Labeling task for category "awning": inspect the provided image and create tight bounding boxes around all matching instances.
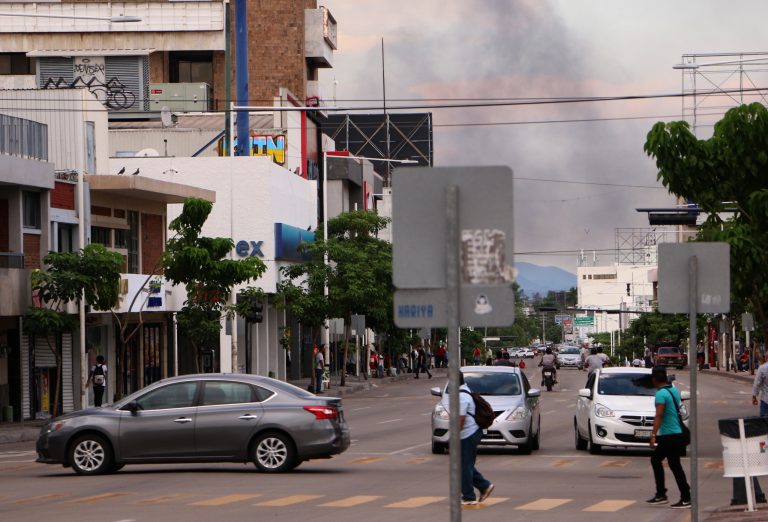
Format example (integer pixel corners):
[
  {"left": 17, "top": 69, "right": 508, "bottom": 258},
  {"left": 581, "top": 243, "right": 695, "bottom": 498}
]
[
  {"left": 27, "top": 49, "right": 155, "bottom": 58},
  {"left": 86, "top": 175, "right": 215, "bottom": 204}
]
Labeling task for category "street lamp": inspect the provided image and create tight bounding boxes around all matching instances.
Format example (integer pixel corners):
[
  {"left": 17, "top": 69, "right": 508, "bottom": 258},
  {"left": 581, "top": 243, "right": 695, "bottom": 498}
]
[
  {"left": 0, "top": 13, "right": 142, "bottom": 23},
  {"left": 320, "top": 152, "right": 417, "bottom": 349}
]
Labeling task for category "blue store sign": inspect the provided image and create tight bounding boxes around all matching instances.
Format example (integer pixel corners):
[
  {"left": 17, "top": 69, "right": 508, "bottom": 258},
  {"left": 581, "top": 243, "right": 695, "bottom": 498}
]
[{"left": 275, "top": 223, "right": 314, "bottom": 262}]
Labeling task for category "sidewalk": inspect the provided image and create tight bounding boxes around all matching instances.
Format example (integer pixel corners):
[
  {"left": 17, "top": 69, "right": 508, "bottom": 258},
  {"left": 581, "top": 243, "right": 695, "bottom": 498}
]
[
  {"left": 290, "top": 367, "right": 437, "bottom": 396},
  {"left": 694, "top": 367, "right": 755, "bottom": 384},
  {"left": 706, "top": 504, "right": 768, "bottom": 521},
  {"left": 0, "top": 420, "right": 45, "bottom": 445}
]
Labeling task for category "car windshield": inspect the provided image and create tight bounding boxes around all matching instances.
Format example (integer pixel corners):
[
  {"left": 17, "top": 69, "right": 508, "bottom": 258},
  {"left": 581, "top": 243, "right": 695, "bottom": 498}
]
[
  {"left": 461, "top": 372, "right": 522, "bottom": 396},
  {"left": 657, "top": 347, "right": 680, "bottom": 355},
  {"left": 597, "top": 373, "right": 656, "bottom": 396},
  {"left": 560, "top": 347, "right": 579, "bottom": 354}
]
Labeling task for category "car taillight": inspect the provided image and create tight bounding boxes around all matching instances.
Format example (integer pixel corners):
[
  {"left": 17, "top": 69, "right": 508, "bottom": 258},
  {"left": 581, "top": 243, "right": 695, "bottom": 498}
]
[{"left": 304, "top": 406, "right": 339, "bottom": 420}]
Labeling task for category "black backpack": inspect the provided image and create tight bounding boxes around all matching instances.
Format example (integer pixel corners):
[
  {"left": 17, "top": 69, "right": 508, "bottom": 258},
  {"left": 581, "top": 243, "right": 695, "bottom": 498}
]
[
  {"left": 92, "top": 364, "right": 106, "bottom": 386},
  {"left": 460, "top": 389, "right": 495, "bottom": 429}
]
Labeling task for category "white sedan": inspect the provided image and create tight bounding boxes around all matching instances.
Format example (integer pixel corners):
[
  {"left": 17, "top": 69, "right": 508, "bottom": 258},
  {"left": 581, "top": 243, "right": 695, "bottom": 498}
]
[{"left": 574, "top": 367, "right": 689, "bottom": 453}]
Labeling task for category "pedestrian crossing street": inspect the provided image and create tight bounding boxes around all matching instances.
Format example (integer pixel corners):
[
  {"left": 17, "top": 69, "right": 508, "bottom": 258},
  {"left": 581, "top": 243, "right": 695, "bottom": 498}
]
[{"left": 0, "top": 491, "right": 647, "bottom": 512}]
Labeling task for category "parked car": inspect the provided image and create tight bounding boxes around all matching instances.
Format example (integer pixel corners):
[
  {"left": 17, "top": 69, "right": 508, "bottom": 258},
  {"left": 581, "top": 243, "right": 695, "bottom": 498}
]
[
  {"left": 522, "top": 348, "right": 536, "bottom": 358},
  {"left": 557, "top": 346, "right": 583, "bottom": 369},
  {"left": 653, "top": 345, "right": 688, "bottom": 369},
  {"left": 36, "top": 374, "right": 350, "bottom": 475},
  {"left": 430, "top": 366, "right": 541, "bottom": 454},
  {"left": 574, "top": 367, "right": 689, "bottom": 454}
]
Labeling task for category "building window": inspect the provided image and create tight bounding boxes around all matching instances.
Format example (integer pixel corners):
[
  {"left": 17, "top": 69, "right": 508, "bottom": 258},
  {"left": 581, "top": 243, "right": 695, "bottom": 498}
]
[
  {"left": 0, "top": 53, "right": 34, "bottom": 75},
  {"left": 92, "top": 226, "right": 111, "bottom": 246},
  {"left": 85, "top": 121, "right": 96, "bottom": 174},
  {"left": 169, "top": 51, "right": 213, "bottom": 85},
  {"left": 57, "top": 223, "right": 75, "bottom": 253},
  {"left": 127, "top": 210, "right": 139, "bottom": 273},
  {"left": 23, "top": 191, "right": 41, "bottom": 229},
  {"left": 114, "top": 229, "right": 127, "bottom": 249}
]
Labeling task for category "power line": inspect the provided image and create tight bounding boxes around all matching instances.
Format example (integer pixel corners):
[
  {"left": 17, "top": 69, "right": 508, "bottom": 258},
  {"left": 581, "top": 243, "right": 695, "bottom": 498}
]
[{"left": 514, "top": 177, "right": 664, "bottom": 189}]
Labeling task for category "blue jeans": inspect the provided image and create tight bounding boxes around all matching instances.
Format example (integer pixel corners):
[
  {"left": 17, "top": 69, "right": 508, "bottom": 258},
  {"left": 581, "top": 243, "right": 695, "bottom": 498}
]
[
  {"left": 461, "top": 429, "right": 491, "bottom": 501},
  {"left": 760, "top": 400, "right": 768, "bottom": 417},
  {"left": 315, "top": 368, "right": 324, "bottom": 393}
]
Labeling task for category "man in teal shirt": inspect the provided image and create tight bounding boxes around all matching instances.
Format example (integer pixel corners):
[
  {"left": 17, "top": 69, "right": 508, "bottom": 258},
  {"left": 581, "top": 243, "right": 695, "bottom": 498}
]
[{"left": 646, "top": 367, "right": 691, "bottom": 509}]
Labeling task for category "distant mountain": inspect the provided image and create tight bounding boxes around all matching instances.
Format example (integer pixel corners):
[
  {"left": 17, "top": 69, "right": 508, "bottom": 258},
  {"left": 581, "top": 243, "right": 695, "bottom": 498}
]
[{"left": 515, "top": 262, "right": 576, "bottom": 296}]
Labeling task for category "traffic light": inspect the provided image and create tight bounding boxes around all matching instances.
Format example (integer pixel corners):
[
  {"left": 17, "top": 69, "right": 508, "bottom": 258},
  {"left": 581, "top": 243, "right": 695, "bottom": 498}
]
[{"left": 626, "top": 283, "right": 631, "bottom": 296}]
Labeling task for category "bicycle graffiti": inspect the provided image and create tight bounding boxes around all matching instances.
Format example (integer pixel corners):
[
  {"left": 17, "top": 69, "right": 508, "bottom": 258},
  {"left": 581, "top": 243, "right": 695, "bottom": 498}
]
[{"left": 42, "top": 76, "right": 137, "bottom": 110}]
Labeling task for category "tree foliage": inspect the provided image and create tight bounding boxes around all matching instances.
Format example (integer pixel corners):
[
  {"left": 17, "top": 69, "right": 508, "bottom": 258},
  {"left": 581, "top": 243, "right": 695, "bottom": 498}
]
[
  {"left": 645, "top": 102, "right": 768, "bottom": 340},
  {"left": 162, "top": 198, "right": 266, "bottom": 372}
]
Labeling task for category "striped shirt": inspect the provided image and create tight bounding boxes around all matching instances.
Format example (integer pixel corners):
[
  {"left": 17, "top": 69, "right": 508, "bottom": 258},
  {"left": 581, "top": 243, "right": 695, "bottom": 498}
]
[{"left": 752, "top": 363, "right": 768, "bottom": 404}]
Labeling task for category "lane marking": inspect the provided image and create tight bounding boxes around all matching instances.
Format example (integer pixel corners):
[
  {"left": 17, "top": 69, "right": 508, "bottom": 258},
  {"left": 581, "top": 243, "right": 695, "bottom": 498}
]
[
  {"left": 542, "top": 410, "right": 557, "bottom": 415},
  {"left": 351, "top": 406, "right": 372, "bottom": 411},
  {"left": 600, "top": 460, "right": 629, "bottom": 468},
  {"left": 12, "top": 493, "right": 67, "bottom": 505},
  {"left": 516, "top": 498, "right": 572, "bottom": 511},
  {"left": 138, "top": 493, "right": 192, "bottom": 505},
  {"left": 463, "top": 497, "right": 509, "bottom": 509},
  {"left": 191, "top": 494, "right": 262, "bottom": 506},
  {"left": 552, "top": 459, "right": 575, "bottom": 468},
  {"left": 405, "top": 457, "right": 433, "bottom": 465},
  {"left": 255, "top": 495, "right": 324, "bottom": 507},
  {"left": 385, "top": 496, "right": 445, "bottom": 508},
  {"left": 65, "top": 492, "right": 128, "bottom": 504},
  {"left": 319, "top": 495, "right": 382, "bottom": 507},
  {"left": 349, "top": 456, "right": 385, "bottom": 465},
  {"left": 583, "top": 500, "right": 636, "bottom": 512},
  {"left": 376, "top": 418, "right": 403, "bottom": 424},
  {"left": 0, "top": 464, "right": 37, "bottom": 471},
  {"left": 389, "top": 442, "right": 430, "bottom": 455}
]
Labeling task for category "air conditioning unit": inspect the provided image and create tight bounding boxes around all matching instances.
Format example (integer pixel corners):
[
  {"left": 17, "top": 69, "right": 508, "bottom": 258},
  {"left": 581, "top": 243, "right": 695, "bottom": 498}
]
[{"left": 149, "top": 82, "right": 212, "bottom": 112}]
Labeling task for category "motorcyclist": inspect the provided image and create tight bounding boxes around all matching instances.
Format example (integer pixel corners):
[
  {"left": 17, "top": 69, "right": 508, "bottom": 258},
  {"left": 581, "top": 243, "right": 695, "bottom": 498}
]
[{"left": 539, "top": 347, "right": 558, "bottom": 384}]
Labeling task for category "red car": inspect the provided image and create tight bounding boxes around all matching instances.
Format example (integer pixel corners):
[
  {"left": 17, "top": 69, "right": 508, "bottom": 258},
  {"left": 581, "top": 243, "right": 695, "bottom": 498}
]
[{"left": 653, "top": 345, "right": 688, "bottom": 369}]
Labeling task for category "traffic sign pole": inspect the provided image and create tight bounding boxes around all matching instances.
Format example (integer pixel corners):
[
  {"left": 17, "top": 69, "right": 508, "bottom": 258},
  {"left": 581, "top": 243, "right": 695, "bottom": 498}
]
[
  {"left": 446, "top": 185, "right": 462, "bottom": 522},
  {"left": 689, "top": 255, "right": 699, "bottom": 522}
]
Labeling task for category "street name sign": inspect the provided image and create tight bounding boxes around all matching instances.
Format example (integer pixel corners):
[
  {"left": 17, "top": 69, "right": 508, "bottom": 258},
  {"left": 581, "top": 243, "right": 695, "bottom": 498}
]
[{"left": 573, "top": 316, "right": 594, "bottom": 326}]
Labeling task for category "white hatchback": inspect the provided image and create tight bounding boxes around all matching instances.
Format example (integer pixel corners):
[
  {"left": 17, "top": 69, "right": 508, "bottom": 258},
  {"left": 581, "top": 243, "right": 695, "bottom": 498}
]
[{"left": 574, "top": 367, "right": 689, "bottom": 453}]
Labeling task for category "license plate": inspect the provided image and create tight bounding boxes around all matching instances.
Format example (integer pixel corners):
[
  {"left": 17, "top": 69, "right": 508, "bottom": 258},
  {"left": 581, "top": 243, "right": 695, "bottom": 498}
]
[{"left": 634, "top": 429, "right": 652, "bottom": 440}]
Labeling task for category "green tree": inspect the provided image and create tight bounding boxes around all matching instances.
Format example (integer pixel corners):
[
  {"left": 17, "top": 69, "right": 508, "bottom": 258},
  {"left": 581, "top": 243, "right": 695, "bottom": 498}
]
[
  {"left": 279, "top": 210, "right": 393, "bottom": 386},
  {"left": 645, "top": 102, "right": 768, "bottom": 340},
  {"left": 24, "top": 244, "right": 123, "bottom": 416},
  {"left": 162, "top": 198, "right": 266, "bottom": 373}
]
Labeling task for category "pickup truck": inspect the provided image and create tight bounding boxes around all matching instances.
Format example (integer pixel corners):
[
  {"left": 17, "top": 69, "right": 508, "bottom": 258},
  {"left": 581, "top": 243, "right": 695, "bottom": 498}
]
[{"left": 653, "top": 345, "right": 688, "bottom": 369}]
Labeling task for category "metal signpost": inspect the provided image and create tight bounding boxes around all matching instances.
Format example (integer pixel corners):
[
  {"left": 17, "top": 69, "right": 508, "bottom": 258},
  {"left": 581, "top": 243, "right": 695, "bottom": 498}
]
[
  {"left": 742, "top": 312, "right": 755, "bottom": 375},
  {"left": 658, "top": 242, "right": 730, "bottom": 522},
  {"left": 393, "top": 166, "right": 514, "bottom": 521}
]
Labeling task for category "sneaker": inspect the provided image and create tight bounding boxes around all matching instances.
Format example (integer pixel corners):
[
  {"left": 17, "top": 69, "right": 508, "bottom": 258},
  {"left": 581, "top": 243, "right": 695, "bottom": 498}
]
[
  {"left": 646, "top": 495, "right": 668, "bottom": 505},
  {"left": 479, "top": 484, "right": 495, "bottom": 503},
  {"left": 461, "top": 499, "right": 478, "bottom": 506},
  {"left": 670, "top": 500, "right": 691, "bottom": 509}
]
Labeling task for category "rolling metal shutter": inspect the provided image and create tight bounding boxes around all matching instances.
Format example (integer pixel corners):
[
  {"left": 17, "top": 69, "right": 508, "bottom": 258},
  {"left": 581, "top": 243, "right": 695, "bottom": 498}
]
[
  {"left": 21, "top": 334, "right": 30, "bottom": 420},
  {"left": 105, "top": 56, "right": 148, "bottom": 111},
  {"left": 62, "top": 333, "right": 74, "bottom": 413},
  {"left": 37, "top": 57, "right": 74, "bottom": 87}
]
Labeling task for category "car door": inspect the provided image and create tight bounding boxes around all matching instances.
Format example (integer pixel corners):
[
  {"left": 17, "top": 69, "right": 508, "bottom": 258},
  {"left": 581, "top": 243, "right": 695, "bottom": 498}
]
[
  {"left": 194, "top": 381, "right": 268, "bottom": 458},
  {"left": 118, "top": 381, "right": 199, "bottom": 460},
  {"left": 576, "top": 372, "right": 597, "bottom": 436}
]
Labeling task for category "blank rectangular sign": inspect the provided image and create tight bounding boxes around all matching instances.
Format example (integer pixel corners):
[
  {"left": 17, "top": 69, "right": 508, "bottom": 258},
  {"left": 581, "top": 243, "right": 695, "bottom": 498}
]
[{"left": 657, "top": 243, "right": 730, "bottom": 314}]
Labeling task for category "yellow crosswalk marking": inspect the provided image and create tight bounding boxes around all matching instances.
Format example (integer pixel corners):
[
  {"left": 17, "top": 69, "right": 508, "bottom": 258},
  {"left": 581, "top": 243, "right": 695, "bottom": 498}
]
[
  {"left": 255, "top": 495, "right": 324, "bottom": 507},
  {"left": 12, "top": 493, "right": 66, "bottom": 505},
  {"left": 705, "top": 461, "right": 724, "bottom": 470},
  {"left": 320, "top": 495, "right": 382, "bottom": 507},
  {"left": 405, "top": 457, "right": 433, "bottom": 465},
  {"left": 65, "top": 492, "right": 128, "bottom": 504},
  {"left": 349, "top": 456, "right": 385, "bottom": 465},
  {"left": 138, "top": 493, "right": 192, "bottom": 505},
  {"left": 552, "top": 459, "right": 575, "bottom": 468},
  {"left": 0, "top": 464, "right": 36, "bottom": 472},
  {"left": 516, "top": 498, "right": 572, "bottom": 511},
  {"left": 600, "top": 460, "right": 629, "bottom": 468},
  {"left": 385, "top": 496, "right": 445, "bottom": 508},
  {"left": 191, "top": 494, "right": 262, "bottom": 506},
  {"left": 583, "top": 500, "right": 635, "bottom": 512},
  {"left": 463, "top": 497, "right": 509, "bottom": 509}
]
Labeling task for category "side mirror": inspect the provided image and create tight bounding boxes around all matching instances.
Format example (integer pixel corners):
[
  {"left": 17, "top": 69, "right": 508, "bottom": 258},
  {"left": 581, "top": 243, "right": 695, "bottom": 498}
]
[
  {"left": 430, "top": 387, "right": 442, "bottom": 397},
  {"left": 527, "top": 388, "right": 541, "bottom": 398},
  {"left": 578, "top": 388, "right": 592, "bottom": 399},
  {"left": 680, "top": 390, "right": 691, "bottom": 401},
  {"left": 125, "top": 400, "right": 141, "bottom": 415}
]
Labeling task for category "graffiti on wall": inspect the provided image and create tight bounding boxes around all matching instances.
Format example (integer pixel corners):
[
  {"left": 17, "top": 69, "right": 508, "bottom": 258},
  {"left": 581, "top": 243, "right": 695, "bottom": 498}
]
[
  {"left": 218, "top": 134, "right": 287, "bottom": 165},
  {"left": 42, "top": 76, "right": 136, "bottom": 110}
]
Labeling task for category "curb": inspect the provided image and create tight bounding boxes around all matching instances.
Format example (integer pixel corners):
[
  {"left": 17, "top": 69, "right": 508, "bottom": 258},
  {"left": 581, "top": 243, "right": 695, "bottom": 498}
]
[
  {"left": 700, "top": 369, "right": 754, "bottom": 384},
  {"left": 0, "top": 428, "right": 40, "bottom": 445},
  {"left": 706, "top": 505, "right": 768, "bottom": 521},
  {"left": 324, "top": 372, "right": 417, "bottom": 397}
]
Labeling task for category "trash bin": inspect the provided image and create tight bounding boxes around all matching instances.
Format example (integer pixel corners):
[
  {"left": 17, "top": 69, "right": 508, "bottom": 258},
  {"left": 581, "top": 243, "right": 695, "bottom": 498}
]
[{"left": 719, "top": 417, "right": 768, "bottom": 478}]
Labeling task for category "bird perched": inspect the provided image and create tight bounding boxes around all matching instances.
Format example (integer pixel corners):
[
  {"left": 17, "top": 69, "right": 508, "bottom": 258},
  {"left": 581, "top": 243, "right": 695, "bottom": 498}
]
[
  {"left": 131, "top": 168, "right": 140, "bottom": 176},
  {"left": 117, "top": 167, "right": 125, "bottom": 175}
]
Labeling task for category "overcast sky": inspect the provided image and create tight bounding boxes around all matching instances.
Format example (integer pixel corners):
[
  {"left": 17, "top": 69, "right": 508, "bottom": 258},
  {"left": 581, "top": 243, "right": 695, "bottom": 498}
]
[{"left": 319, "top": 0, "right": 768, "bottom": 273}]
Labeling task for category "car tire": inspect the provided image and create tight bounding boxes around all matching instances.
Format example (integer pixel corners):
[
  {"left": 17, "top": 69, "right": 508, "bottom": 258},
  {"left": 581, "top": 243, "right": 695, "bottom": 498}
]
[
  {"left": 253, "top": 431, "right": 296, "bottom": 473},
  {"left": 69, "top": 433, "right": 113, "bottom": 475},
  {"left": 431, "top": 441, "right": 447, "bottom": 454},
  {"left": 588, "top": 423, "right": 602, "bottom": 455},
  {"left": 519, "top": 423, "right": 534, "bottom": 455},
  {"left": 574, "top": 419, "right": 588, "bottom": 451},
  {"left": 110, "top": 463, "right": 125, "bottom": 473},
  {"left": 531, "top": 419, "right": 541, "bottom": 451}
]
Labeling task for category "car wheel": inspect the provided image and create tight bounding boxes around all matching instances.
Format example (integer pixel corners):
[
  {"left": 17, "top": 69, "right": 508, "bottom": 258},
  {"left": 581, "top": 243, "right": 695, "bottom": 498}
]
[
  {"left": 531, "top": 419, "right": 541, "bottom": 451},
  {"left": 110, "top": 463, "right": 125, "bottom": 473},
  {"left": 588, "top": 423, "right": 602, "bottom": 455},
  {"left": 431, "top": 441, "right": 447, "bottom": 454},
  {"left": 253, "top": 432, "right": 296, "bottom": 473},
  {"left": 69, "top": 434, "right": 113, "bottom": 475},
  {"left": 574, "top": 419, "right": 588, "bottom": 451},
  {"left": 519, "top": 423, "right": 533, "bottom": 455}
]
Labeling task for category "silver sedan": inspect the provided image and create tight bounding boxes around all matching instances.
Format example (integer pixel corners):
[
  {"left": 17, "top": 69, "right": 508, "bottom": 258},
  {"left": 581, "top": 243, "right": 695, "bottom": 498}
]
[
  {"left": 430, "top": 366, "right": 541, "bottom": 454},
  {"left": 36, "top": 374, "right": 350, "bottom": 475}
]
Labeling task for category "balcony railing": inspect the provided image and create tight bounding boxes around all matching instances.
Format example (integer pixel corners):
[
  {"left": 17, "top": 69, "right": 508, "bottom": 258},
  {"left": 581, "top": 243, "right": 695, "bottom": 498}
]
[
  {"left": 0, "top": 252, "right": 24, "bottom": 269},
  {"left": 0, "top": 114, "right": 48, "bottom": 161}
]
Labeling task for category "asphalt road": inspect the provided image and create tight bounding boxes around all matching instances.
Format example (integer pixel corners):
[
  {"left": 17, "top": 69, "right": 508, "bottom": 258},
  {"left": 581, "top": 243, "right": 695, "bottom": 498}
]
[{"left": 0, "top": 360, "right": 757, "bottom": 522}]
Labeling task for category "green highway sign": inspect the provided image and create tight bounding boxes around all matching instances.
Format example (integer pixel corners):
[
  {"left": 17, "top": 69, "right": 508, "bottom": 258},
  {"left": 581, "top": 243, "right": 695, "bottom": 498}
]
[{"left": 573, "top": 316, "right": 594, "bottom": 326}]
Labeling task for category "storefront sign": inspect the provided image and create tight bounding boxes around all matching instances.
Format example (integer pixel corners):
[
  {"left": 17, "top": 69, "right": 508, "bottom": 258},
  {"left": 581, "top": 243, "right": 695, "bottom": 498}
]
[
  {"left": 218, "top": 134, "right": 287, "bottom": 164},
  {"left": 235, "top": 240, "right": 265, "bottom": 258},
  {"left": 274, "top": 223, "right": 314, "bottom": 262}
]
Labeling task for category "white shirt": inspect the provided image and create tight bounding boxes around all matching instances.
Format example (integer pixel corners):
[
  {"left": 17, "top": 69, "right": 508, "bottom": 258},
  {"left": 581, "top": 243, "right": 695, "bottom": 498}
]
[{"left": 444, "top": 383, "right": 479, "bottom": 440}]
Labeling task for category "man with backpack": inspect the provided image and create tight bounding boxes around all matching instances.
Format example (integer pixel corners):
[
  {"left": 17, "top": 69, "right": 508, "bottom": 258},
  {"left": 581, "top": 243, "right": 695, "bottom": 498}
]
[
  {"left": 447, "top": 373, "right": 494, "bottom": 506},
  {"left": 88, "top": 354, "right": 108, "bottom": 407}
]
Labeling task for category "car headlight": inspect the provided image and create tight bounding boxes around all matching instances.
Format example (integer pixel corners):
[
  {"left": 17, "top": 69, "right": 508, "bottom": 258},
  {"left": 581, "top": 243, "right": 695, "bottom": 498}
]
[
  {"left": 433, "top": 404, "right": 450, "bottom": 420},
  {"left": 506, "top": 407, "right": 528, "bottom": 421},
  {"left": 45, "top": 420, "right": 68, "bottom": 433},
  {"left": 680, "top": 403, "right": 689, "bottom": 420},
  {"left": 594, "top": 404, "right": 615, "bottom": 418}
]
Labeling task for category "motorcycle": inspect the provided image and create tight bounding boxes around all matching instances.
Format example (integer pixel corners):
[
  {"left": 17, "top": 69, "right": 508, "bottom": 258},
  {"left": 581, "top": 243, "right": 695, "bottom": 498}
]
[{"left": 542, "top": 369, "right": 556, "bottom": 392}]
